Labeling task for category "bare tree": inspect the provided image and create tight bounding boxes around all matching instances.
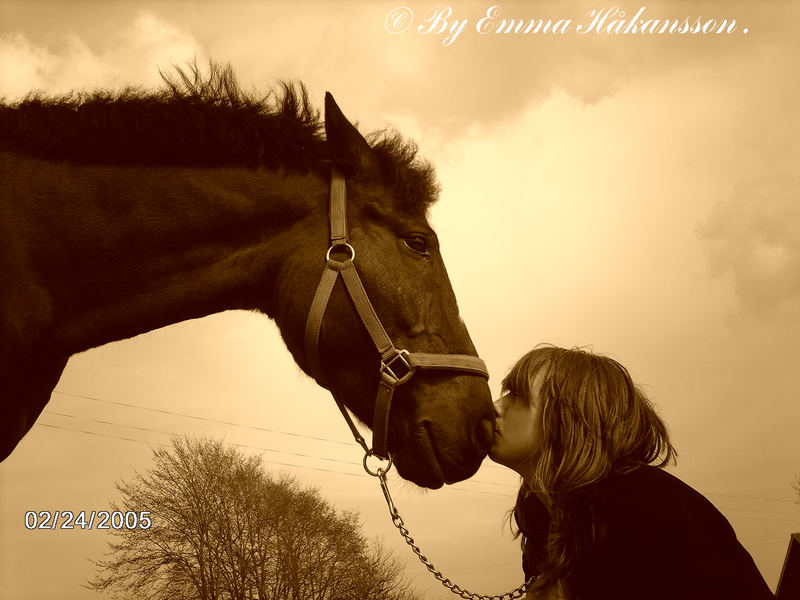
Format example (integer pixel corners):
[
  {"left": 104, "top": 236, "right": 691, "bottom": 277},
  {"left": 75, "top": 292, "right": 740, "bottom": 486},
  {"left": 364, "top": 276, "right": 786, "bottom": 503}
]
[{"left": 88, "top": 437, "right": 420, "bottom": 600}]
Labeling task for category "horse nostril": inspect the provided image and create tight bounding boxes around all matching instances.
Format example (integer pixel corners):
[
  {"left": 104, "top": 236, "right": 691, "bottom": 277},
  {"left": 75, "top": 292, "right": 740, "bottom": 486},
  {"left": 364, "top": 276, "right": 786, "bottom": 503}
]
[{"left": 476, "top": 417, "right": 495, "bottom": 451}]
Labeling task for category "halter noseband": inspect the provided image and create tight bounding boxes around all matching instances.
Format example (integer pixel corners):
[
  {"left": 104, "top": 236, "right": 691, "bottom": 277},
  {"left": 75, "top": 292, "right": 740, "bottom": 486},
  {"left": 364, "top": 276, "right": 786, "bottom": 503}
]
[{"left": 304, "top": 167, "right": 490, "bottom": 460}]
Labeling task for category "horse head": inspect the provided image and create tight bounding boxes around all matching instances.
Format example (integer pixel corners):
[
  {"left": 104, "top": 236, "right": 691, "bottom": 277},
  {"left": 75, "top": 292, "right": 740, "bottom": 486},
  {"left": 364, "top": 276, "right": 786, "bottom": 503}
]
[{"left": 273, "top": 94, "right": 495, "bottom": 489}]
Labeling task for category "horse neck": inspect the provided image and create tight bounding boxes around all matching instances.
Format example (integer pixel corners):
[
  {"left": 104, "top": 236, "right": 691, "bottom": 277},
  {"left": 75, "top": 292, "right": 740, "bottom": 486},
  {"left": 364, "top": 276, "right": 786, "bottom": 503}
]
[{"left": 6, "top": 154, "right": 327, "bottom": 356}]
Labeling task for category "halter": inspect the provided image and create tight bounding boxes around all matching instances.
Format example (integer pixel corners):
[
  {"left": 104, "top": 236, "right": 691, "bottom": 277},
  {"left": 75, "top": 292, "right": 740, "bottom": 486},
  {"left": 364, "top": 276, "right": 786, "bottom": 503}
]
[
  {"left": 304, "top": 167, "right": 490, "bottom": 460},
  {"left": 303, "top": 168, "right": 533, "bottom": 600}
]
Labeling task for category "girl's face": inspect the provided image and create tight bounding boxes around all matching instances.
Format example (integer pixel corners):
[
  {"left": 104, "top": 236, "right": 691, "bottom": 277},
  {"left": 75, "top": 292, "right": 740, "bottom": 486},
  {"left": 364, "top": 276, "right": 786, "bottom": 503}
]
[{"left": 489, "top": 372, "right": 545, "bottom": 479}]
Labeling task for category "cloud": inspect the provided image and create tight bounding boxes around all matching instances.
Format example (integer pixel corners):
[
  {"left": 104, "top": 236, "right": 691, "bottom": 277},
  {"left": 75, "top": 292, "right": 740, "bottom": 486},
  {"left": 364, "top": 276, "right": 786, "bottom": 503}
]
[
  {"left": 168, "top": 1, "right": 790, "bottom": 139},
  {"left": 2, "top": 1, "right": 793, "bottom": 138},
  {"left": 0, "top": 11, "right": 204, "bottom": 99},
  {"left": 0, "top": 32, "right": 59, "bottom": 97},
  {"left": 329, "top": 0, "right": 794, "bottom": 136},
  {"left": 698, "top": 174, "right": 800, "bottom": 317}
]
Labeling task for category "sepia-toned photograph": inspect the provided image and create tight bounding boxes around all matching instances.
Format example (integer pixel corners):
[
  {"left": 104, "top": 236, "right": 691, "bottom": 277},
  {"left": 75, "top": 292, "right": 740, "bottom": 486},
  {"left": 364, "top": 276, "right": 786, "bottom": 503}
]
[{"left": 1, "top": 1, "right": 798, "bottom": 599}]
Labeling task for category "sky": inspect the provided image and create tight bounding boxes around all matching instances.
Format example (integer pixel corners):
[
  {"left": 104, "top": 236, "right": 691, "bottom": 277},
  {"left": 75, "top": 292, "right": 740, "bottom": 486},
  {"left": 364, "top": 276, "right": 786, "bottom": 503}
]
[{"left": 1, "top": 1, "right": 799, "bottom": 598}]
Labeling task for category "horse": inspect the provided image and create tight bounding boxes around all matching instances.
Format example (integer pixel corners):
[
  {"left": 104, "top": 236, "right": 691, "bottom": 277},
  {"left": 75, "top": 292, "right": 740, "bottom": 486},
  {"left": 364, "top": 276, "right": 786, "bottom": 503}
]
[{"left": 0, "top": 63, "right": 494, "bottom": 489}]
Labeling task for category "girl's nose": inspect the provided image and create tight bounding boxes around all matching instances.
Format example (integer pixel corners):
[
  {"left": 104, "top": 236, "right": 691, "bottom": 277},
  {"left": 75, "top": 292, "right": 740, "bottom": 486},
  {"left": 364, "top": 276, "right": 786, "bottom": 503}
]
[{"left": 492, "top": 398, "right": 503, "bottom": 418}]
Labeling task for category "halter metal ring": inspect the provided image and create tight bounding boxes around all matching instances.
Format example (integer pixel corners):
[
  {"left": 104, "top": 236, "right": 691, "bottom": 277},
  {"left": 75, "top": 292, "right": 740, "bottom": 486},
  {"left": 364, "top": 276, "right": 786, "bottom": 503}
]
[
  {"left": 326, "top": 242, "right": 355, "bottom": 262},
  {"left": 363, "top": 450, "right": 393, "bottom": 477}
]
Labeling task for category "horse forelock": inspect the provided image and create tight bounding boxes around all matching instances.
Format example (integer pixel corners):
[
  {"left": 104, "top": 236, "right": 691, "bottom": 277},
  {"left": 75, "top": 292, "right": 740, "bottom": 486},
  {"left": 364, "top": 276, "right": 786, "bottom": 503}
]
[
  {"left": 0, "top": 61, "right": 438, "bottom": 213},
  {"left": 369, "top": 132, "right": 440, "bottom": 215}
]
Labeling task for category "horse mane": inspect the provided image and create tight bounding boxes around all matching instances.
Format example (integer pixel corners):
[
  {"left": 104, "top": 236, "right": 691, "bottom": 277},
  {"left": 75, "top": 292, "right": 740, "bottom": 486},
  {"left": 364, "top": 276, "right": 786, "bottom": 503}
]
[{"left": 0, "top": 61, "right": 438, "bottom": 210}]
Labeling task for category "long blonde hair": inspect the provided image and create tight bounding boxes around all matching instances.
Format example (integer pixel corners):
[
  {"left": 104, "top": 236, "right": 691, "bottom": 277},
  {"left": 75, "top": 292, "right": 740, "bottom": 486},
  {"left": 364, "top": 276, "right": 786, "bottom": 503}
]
[{"left": 503, "top": 345, "right": 677, "bottom": 595}]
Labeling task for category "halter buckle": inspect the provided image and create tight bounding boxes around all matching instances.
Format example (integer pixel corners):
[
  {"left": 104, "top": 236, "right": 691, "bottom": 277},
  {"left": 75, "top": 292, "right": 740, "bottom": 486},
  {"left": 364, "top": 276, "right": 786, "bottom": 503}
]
[{"left": 381, "top": 349, "right": 414, "bottom": 385}]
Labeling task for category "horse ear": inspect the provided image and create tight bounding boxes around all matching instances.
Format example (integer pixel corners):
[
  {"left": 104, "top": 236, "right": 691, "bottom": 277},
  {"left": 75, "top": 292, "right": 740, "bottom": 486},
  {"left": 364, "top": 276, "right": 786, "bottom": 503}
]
[{"left": 325, "top": 92, "right": 380, "bottom": 179}]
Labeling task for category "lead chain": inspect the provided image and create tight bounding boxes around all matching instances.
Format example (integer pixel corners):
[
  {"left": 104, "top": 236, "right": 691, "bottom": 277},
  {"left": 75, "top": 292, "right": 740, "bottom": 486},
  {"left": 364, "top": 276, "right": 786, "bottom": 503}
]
[{"left": 375, "top": 468, "right": 534, "bottom": 600}]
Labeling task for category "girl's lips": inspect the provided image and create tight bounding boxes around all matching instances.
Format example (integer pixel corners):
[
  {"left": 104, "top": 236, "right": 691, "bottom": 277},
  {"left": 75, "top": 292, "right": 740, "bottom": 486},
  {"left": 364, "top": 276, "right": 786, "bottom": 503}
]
[{"left": 490, "top": 430, "right": 501, "bottom": 447}]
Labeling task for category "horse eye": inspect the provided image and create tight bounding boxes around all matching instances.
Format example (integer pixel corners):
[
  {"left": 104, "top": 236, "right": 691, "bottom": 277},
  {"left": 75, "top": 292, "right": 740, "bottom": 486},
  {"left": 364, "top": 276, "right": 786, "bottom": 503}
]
[{"left": 403, "top": 236, "right": 429, "bottom": 256}]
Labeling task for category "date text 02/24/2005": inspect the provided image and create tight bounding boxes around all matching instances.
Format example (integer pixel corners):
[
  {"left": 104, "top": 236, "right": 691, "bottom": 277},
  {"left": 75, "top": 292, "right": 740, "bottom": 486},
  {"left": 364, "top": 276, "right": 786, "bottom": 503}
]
[{"left": 24, "top": 510, "right": 152, "bottom": 530}]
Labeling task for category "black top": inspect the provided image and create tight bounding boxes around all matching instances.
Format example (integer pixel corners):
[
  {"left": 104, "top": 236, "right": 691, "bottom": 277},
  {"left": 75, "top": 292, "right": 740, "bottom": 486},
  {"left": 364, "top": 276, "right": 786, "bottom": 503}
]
[{"left": 520, "top": 466, "right": 775, "bottom": 599}]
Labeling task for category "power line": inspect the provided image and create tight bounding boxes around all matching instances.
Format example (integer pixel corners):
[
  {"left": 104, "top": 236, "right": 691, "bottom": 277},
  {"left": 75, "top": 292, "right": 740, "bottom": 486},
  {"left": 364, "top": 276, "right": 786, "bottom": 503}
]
[
  {"left": 50, "top": 392, "right": 518, "bottom": 487},
  {"left": 41, "top": 413, "right": 518, "bottom": 496},
  {"left": 52, "top": 390, "right": 511, "bottom": 472},
  {"left": 726, "top": 515, "right": 800, "bottom": 524},
  {"left": 747, "top": 532, "right": 797, "bottom": 543},
  {"left": 40, "top": 420, "right": 517, "bottom": 496},
  {"left": 39, "top": 422, "right": 168, "bottom": 447},
  {"left": 49, "top": 411, "right": 177, "bottom": 438},
  {"left": 711, "top": 504, "right": 800, "bottom": 518},
  {"left": 44, "top": 412, "right": 800, "bottom": 519},
  {"left": 48, "top": 410, "right": 364, "bottom": 467},
  {"left": 35, "top": 420, "right": 800, "bottom": 514},
  {"left": 38, "top": 422, "right": 364, "bottom": 478},
  {"left": 749, "top": 536, "right": 794, "bottom": 548},
  {"left": 704, "top": 492, "right": 800, "bottom": 505},
  {"left": 53, "top": 390, "right": 354, "bottom": 447},
  {"left": 49, "top": 391, "right": 800, "bottom": 508}
]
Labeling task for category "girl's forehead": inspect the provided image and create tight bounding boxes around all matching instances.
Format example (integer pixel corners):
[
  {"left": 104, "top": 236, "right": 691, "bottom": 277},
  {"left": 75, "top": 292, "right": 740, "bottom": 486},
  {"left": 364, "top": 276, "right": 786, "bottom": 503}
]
[
  {"left": 502, "top": 368, "right": 549, "bottom": 405},
  {"left": 528, "top": 370, "right": 548, "bottom": 402}
]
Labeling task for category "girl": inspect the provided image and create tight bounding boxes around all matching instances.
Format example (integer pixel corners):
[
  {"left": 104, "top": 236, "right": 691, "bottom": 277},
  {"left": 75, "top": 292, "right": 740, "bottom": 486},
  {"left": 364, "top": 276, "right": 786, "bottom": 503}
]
[{"left": 490, "top": 345, "right": 774, "bottom": 599}]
